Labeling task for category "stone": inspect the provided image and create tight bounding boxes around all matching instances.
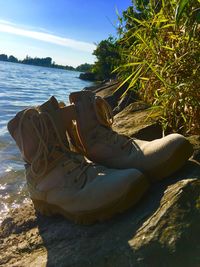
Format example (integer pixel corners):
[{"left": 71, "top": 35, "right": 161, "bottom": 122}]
[
  {"left": 1, "top": 83, "right": 200, "bottom": 266},
  {"left": 0, "top": 159, "right": 199, "bottom": 267},
  {"left": 79, "top": 72, "right": 97, "bottom": 81},
  {"left": 85, "top": 80, "right": 132, "bottom": 112},
  {"left": 113, "top": 102, "right": 163, "bottom": 140}
]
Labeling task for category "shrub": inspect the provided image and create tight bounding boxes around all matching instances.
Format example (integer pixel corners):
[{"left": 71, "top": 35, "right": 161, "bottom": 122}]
[{"left": 115, "top": 0, "right": 200, "bottom": 135}]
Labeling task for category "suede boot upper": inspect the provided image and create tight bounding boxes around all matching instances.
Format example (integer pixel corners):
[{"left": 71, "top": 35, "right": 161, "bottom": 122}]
[
  {"left": 7, "top": 96, "right": 149, "bottom": 223},
  {"left": 69, "top": 90, "right": 193, "bottom": 181}
]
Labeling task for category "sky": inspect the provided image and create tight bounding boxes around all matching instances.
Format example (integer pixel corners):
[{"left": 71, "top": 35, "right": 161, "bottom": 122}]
[{"left": 0, "top": 0, "right": 132, "bottom": 67}]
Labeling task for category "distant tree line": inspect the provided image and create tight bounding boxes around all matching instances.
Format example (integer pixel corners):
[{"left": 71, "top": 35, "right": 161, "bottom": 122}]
[{"left": 0, "top": 53, "right": 93, "bottom": 72}]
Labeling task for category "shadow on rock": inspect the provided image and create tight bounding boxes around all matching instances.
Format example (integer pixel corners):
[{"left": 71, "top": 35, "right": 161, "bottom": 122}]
[
  {"left": 35, "top": 159, "right": 200, "bottom": 267},
  {"left": 0, "top": 159, "right": 199, "bottom": 267},
  {"left": 1, "top": 80, "right": 200, "bottom": 266},
  {"left": 35, "top": 184, "right": 165, "bottom": 267}
]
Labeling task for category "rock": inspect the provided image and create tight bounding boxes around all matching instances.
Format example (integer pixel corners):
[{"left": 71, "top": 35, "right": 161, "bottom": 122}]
[
  {"left": 0, "top": 159, "right": 199, "bottom": 267},
  {"left": 85, "top": 80, "right": 133, "bottom": 112},
  {"left": 79, "top": 72, "right": 97, "bottom": 81},
  {"left": 1, "top": 91, "right": 200, "bottom": 266},
  {"left": 84, "top": 81, "right": 107, "bottom": 92},
  {"left": 113, "top": 90, "right": 138, "bottom": 115},
  {"left": 130, "top": 175, "right": 200, "bottom": 267},
  {"left": 113, "top": 102, "right": 163, "bottom": 140},
  {"left": 188, "top": 135, "right": 200, "bottom": 161}
]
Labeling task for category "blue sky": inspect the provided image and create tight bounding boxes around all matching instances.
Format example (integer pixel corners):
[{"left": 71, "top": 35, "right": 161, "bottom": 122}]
[{"left": 0, "top": 0, "right": 132, "bottom": 67}]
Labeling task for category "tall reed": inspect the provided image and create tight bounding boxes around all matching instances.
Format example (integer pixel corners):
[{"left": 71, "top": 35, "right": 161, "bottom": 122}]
[{"left": 115, "top": 0, "right": 200, "bottom": 134}]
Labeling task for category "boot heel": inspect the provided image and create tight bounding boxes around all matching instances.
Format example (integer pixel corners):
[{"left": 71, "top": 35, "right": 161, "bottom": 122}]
[{"left": 32, "top": 199, "right": 56, "bottom": 216}]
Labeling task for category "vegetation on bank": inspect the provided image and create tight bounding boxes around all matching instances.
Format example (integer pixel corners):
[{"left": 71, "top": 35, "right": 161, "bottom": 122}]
[
  {"left": 0, "top": 54, "right": 93, "bottom": 72},
  {"left": 1, "top": 0, "right": 199, "bottom": 135},
  {"left": 91, "top": 0, "right": 200, "bottom": 135}
]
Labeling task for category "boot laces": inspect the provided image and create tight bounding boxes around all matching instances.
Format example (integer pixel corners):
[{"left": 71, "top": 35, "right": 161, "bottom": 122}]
[
  {"left": 19, "top": 108, "right": 90, "bottom": 183},
  {"left": 93, "top": 97, "right": 138, "bottom": 153},
  {"left": 62, "top": 157, "right": 90, "bottom": 187},
  {"left": 94, "top": 96, "right": 113, "bottom": 127}
]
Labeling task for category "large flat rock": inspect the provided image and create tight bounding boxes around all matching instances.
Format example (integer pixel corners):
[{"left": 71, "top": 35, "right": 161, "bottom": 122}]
[
  {"left": 1, "top": 90, "right": 200, "bottom": 266},
  {"left": 0, "top": 160, "right": 199, "bottom": 267},
  {"left": 113, "top": 102, "right": 163, "bottom": 140}
]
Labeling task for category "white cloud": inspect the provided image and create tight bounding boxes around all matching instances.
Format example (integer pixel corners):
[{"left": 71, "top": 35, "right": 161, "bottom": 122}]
[{"left": 0, "top": 20, "right": 96, "bottom": 53}]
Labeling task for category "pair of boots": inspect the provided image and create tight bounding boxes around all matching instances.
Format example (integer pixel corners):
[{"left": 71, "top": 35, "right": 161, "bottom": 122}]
[{"left": 7, "top": 90, "right": 193, "bottom": 224}]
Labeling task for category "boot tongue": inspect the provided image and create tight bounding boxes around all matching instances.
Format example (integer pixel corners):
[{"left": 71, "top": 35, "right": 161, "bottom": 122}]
[
  {"left": 7, "top": 109, "right": 26, "bottom": 139},
  {"left": 39, "top": 96, "right": 59, "bottom": 113},
  {"left": 39, "top": 96, "right": 75, "bottom": 151},
  {"left": 8, "top": 108, "right": 42, "bottom": 164},
  {"left": 69, "top": 90, "right": 95, "bottom": 104}
]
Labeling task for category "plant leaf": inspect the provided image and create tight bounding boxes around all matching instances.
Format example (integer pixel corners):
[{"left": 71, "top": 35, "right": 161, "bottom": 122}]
[
  {"left": 139, "top": 77, "right": 149, "bottom": 81},
  {"left": 161, "top": 45, "right": 175, "bottom": 51},
  {"left": 175, "top": 0, "right": 189, "bottom": 24},
  {"left": 146, "top": 62, "right": 167, "bottom": 86},
  {"left": 161, "top": 23, "right": 175, "bottom": 29},
  {"left": 121, "top": 66, "right": 144, "bottom": 98},
  {"left": 113, "top": 72, "right": 136, "bottom": 93}
]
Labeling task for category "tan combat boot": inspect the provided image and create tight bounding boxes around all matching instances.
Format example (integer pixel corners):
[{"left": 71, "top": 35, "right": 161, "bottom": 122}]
[
  {"left": 7, "top": 97, "right": 149, "bottom": 224},
  {"left": 68, "top": 90, "right": 193, "bottom": 182}
]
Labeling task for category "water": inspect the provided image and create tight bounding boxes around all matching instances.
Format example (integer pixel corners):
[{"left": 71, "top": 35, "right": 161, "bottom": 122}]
[{"left": 0, "top": 61, "right": 94, "bottom": 223}]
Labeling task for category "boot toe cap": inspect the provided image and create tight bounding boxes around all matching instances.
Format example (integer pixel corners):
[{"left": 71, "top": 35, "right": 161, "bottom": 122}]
[{"left": 147, "top": 134, "right": 194, "bottom": 181}]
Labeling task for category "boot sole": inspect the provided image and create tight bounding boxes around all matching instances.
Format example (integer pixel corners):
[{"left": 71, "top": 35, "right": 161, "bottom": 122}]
[
  {"left": 149, "top": 138, "right": 193, "bottom": 181},
  {"left": 32, "top": 176, "right": 149, "bottom": 224}
]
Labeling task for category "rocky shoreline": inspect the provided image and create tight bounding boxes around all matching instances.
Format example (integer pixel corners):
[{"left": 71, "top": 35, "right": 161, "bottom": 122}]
[{"left": 1, "top": 81, "right": 200, "bottom": 267}]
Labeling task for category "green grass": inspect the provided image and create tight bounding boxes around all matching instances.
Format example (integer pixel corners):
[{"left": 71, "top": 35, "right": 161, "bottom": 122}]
[{"left": 115, "top": 0, "right": 200, "bottom": 135}]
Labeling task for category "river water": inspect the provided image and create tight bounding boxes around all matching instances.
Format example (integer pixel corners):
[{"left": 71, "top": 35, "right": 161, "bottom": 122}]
[{"left": 0, "top": 61, "right": 94, "bottom": 223}]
